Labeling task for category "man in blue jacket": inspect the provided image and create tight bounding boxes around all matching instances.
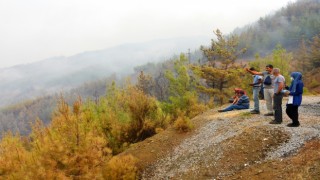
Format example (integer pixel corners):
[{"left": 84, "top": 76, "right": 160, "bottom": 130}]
[
  {"left": 218, "top": 90, "right": 250, "bottom": 112},
  {"left": 286, "top": 72, "right": 304, "bottom": 127},
  {"left": 248, "top": 67, "right": 263, "bottom": 114}
]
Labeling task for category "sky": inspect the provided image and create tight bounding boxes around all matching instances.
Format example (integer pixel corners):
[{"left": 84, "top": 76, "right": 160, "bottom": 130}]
[{"left": 0, "top": 0, "right": 294, "bottom": 68}]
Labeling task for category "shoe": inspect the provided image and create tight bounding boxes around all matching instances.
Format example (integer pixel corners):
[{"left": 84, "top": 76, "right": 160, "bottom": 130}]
[
  {"left": 269, "top": 120, "right": 282, "bottom": 124},
  {"left": 287, "top": 123, "right": 300, "bottom": 127},
  {"left": 218, "top": 110, "right": 224, "bottom": 112},
  {"left": 264, "top": 113, "right": 274, "bottom": 116},
  {"left": 250, "top": 110, "right": 260, "bottom": 114}
]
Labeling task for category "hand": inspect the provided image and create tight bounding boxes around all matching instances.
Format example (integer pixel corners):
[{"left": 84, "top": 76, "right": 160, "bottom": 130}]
[{"left": 249, "top": 83, "right": 254, "bottom": 86}]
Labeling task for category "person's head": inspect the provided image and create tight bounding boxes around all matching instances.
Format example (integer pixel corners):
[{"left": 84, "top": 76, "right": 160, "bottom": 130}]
[
  {"left": 265, "top": 64, "right": 273, "bottom": 73},
  {"left": 272, "top": 68, "right": 280, "bottom": 76},
  {"left": 237, "top": 90, "right": 245, "bottom": 97},
  {"left": 234, "top": 88, "right": 241, "bottom": 94},
  {"left": 291, "top": 72, "right": 302, "bottom": 81},
  {"left": 249, "top": 67, "right": 259, "bottom": 73}
]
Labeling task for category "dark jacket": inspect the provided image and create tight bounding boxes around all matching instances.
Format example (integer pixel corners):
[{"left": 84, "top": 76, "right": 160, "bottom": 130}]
[
  {"left": 236, "top": 95, "right": 250, "bottom": 108},
  {"left": 288, "top": 72, "right": 304, "bottom": 106}
]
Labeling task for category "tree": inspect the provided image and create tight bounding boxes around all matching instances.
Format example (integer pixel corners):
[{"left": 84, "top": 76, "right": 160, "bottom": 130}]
[
  {"left": 309, "top": 34, "right": 320, "bottom": 68},
  {"left": 294, "top": 38, "right": 310, "bottom": 72},
  {"left": 195, "top": 29, "right": 247, "bottom": 105},
  {"left": 154, "top": 71, "right": 169, "bottom": 101},
  {"left": 136, "top": 71, "right": 155, "bottom": 96},
  {"left": 163, "top": 54, "right": 207, "bottom": 119},
  {"left": 272, "top": 44, "right": 292, "bottom": 81}
]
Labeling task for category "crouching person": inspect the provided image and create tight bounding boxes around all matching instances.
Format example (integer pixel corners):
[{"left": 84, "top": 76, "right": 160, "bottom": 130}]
[{"left": 218, "top": 90, "right": 250, "bottom": 112}]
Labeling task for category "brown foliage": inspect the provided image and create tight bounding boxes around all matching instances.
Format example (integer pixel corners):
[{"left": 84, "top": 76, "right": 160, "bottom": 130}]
[
  {"left": 173, "top": 112, "right": 193, "bottom": 133},
  {"left": 103, "top": 154, "right": 138, "bottom": 180}
]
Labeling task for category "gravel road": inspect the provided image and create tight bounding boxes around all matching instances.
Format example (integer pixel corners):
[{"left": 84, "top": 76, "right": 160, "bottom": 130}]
[{"left": 142, "top": 96, "right": 320, "bottom": 179}]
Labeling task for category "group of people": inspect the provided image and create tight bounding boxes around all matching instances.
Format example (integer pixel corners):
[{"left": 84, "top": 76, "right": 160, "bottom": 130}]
[{"left": 218, "top": 64, "right": 304, "bottom": 127}]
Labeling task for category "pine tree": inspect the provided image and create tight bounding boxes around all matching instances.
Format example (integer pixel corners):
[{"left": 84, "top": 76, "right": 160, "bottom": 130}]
[
  {"left": 163, "top": 54, "right": 207, "bottom": 119},
  {"left": 136, "top": 71, "right": 155, "bottom": 96},
  {"left": 195, "top": 29, "right": 247, "bottom": 105},
  {"left": 272, "top": 44, "right": 292, "bottom": 81},
  {"left": 295, "top": 38, "right": 310, "bottom": 72},
  {"left": 309, "top": 34, "right": 320, "bottom": 68}
]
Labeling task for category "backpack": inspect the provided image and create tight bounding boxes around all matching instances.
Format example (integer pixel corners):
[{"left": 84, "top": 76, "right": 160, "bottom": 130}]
[
  {"left": 259, "top": 86, "right": 264, "bottom": 100},
  {"left": 263, "top": 75, "right": 272, "bottom": 85}
]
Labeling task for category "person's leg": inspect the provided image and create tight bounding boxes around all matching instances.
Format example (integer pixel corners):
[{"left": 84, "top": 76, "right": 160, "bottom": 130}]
[
  {"left": 286, "top": 104, "right": 294, "bottom": 120},
  {"left": 273, "top": 93, "right": 283, "bottom": 123},
  {"left": 232, "top": 105, "right": 248, "bottom": 110},
  {"left": 222, "top": 104, "right": 247, "bottom": 112},
  {"left": 292, "top": 105, "right": 300, "bottom": 125},
  {"left": 253, "top": 87, "right": 260, "bottom": 112},
  {"left": 264, "top": 88, "right": 274, "bottom": 114},
  {"left": 222, "top": 104, "right": 235, "bottom": 112}
]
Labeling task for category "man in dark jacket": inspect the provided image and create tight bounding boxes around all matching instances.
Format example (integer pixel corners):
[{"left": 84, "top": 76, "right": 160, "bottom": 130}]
[
  {"left": 286, "top": 72, "right": 304, "bottom": 127},
  {"left": 218, "top": 90, "right": 250, "bottom": 112}
]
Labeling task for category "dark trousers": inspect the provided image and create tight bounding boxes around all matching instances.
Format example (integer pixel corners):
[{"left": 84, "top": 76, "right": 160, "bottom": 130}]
[
  {"left": 286, "top": 104, "right": 299, "bottom": 125},
  {"left": 273, "top": 93, "right": 283, "bottom": 122}
]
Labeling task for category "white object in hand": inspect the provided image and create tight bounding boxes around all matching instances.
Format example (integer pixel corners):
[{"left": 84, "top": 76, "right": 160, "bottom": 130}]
[{"left": 288, "top": 95, "right": 293, "bottom": 104}]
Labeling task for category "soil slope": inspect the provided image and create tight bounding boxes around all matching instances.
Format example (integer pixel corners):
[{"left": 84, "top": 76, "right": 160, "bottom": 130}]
[{"left": 123, "top": 96, "right": 320, "bottom": 179}]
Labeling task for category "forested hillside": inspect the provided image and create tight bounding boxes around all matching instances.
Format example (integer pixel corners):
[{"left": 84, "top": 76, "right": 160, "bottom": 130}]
[
  {"left": 0, "top": 49, "right": 205, "bottom": 138},
  {"left": 235, "top": 0, "right": 320, "bottom": 57}
]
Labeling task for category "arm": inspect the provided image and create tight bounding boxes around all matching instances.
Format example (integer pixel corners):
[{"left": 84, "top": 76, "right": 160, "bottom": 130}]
[
  {"left": 276, "top": 81, "right": 284, "bottom": 94},
  {"left": 232, "top": 96, "right": 239, "bottom": 104},
  {"left": 289, "top": 82, "right": 304, "bottom": 96},
  {"left": 245, "top": 68, "right": 263, "bottom": 75},
  {"left": 236, "top": 97, "right": 243, "bottom": 105},
  {"left": 250, "top": 78, "right": 262, "bottom": 86}
]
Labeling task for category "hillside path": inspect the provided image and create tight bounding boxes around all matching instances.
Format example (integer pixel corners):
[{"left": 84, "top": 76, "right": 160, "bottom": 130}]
[{"left": 139, "top": 96, "right": 320, "bottom": 179}]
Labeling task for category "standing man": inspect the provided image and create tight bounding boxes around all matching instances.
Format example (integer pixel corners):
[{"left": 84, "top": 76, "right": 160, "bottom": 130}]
[
  {"left": 248, "top": 67, "right": 262, "bottom": 114},
  {"left": 246, "top": 64, "right": 274, "bottom": 116},
  {"left": 270, "top": 68, "right": 285, "bottom": 124}
]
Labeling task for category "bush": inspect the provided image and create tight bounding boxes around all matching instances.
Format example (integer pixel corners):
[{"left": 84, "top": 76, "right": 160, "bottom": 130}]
[
  {"left": 308, "top": 79, "right": 320, "bottom": 89},
  {"left": 103, "top": 154, "right": 138, "bottom": 180},
  {"left": 0, "top": 98, "right": 113, "bottom": 179},
  {"left": 173, "top": 113, "right": 193, "bottom": 133},
  {"left": 83, "top": 84, "right": 167, "bottom": 154}
]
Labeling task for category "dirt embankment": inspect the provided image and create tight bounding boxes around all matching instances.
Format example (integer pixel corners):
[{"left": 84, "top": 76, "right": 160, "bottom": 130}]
[{"left": 123, "top": 96, "right": 320, "bottom": 179}]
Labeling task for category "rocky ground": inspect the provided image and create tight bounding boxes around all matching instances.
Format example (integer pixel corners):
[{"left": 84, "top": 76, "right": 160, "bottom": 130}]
[{"left": 124, "top": 96, "right": 320, "bottom": 180}]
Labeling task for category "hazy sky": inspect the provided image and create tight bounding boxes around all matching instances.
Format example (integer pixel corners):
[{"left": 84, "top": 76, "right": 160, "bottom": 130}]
[{"left": 0, "top": 0, "right": 294, "bottom": 68}]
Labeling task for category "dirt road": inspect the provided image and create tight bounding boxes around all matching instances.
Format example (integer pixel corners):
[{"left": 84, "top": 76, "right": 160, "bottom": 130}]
[{"left": 139, "top": 96, "right": 320, "bottom": 179}]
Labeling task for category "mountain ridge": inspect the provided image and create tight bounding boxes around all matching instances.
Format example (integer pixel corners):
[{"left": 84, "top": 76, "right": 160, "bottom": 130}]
[{"left": 0, "top": 36, "right": 210, "bottom": 107}]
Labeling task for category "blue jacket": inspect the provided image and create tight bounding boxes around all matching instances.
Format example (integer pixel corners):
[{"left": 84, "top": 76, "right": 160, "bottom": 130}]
[{"left": 288, "top": 72, "right": 304, "bottom": 106}]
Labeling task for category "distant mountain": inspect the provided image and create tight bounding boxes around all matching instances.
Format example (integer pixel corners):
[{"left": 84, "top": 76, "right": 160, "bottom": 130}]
[
  {"left": 0, "top": 36, "right": 210, "bottom": 107},
  {"left": 234, "top": 0, "right": 320, "bottom": 57}
]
